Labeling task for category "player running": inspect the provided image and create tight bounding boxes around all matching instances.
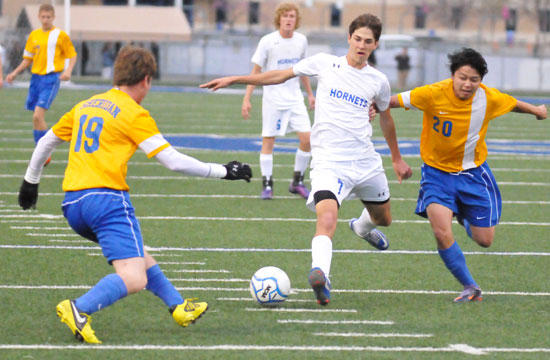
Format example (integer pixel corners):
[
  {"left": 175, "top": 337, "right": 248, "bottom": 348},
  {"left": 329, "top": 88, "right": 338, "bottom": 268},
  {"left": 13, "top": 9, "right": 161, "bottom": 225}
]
[
  {"left": 389, "top": 48, "right": 547, "bottom": 302},
  {"left": 6, "top": 4, "right": 77, "bottom": 165},
  {"left": 18, "top": 45, "right": 252, "bottom": 343},
  {"left": 202, "top": 13, "right": 412, "bottom": 306}
]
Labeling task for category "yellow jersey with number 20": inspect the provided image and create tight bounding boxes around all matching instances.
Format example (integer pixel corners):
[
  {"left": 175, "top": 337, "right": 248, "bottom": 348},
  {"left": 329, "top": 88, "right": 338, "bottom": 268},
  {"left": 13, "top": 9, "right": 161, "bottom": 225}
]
[
  {"left": 397, "top": 79, "right": 517, "bottom": 172},
  {"left": 52, "top": 88, "right": 170, "bottom": 192}
]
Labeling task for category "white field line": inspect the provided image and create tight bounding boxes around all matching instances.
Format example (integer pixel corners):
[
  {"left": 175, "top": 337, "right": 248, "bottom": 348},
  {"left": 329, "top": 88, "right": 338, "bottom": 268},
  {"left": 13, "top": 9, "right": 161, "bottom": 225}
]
[
  {"left": 246, "top": 307, "right": 357, "bottom": 313},
  {"left": 4, "top": 213, "right": 550, "bottom": 227},
  {"left": 2, "top": 343, "right": 550, "bottom": 354},
  {"left": 27, "top": 233, "right": 80, "bottom": 237},
  {"left": 1, "top": 284, "right": 549, "bottom": 297},
  {"left": 1, "top": 192, "right": 549, "bottom": 205},
  {"left": 218, "top": 297, "right": 313, "bottom": 303},
  {"left": 314, "top": 332, "right": 433, "bottom": 338},
  {"left": 164, "top": 269, "right": 230, "bottom": 273},
  {"left": 1, "top": 175, "right": 550, "bottom": 186},
  {"left": 167, "top": 278, "right": 247, "bottom": 282},
  {"left": 48, "top": 240, "right": 91, "bottom": 244},
  {"left": 2, "top": 244, "right": 550, "bottom": 257},
  {"left": 11, "top": 226, "right": 72, "bottom": 230},
  {"left": 278, "top": 319, "right": 394, "bottom": 325},
  {"left": 2, "top": 157, "right": 550, "bottom": 173}
]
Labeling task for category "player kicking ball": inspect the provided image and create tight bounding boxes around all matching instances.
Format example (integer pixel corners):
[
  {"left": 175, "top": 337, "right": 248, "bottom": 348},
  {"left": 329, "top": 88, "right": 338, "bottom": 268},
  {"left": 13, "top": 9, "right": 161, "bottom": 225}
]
[
  {"left": 202, "top": 14, "right": 412, "bottom": 306},
  {"left": 389, "top": 48, "right": 547, "bottom": 302},
  {"left": 18, "top": 45, "right": 252, "bottom": 343}
]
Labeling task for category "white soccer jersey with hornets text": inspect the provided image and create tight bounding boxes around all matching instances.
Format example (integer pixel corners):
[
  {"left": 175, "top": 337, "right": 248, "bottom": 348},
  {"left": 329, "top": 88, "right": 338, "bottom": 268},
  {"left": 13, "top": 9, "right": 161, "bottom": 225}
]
[
  {"left": 293, "top": 53, "right": 391, "bottom": 161},
  {"left": 251, "top": 31, "right": 308, "bottom": 108}
]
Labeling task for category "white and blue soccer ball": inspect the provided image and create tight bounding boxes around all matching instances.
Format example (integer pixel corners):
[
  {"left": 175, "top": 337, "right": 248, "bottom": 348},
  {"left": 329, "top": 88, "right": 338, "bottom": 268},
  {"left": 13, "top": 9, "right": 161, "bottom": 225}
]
[{"left": 249, "top": 266, "right": 291, "bottom": 306}]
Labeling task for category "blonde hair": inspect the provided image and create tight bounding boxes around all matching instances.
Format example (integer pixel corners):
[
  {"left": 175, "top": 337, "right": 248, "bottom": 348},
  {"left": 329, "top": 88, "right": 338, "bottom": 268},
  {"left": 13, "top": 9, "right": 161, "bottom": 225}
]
[
  {"left": 39, "top": 4, "right": 55, "bottom": 14},
  {"left": 273, "top": 2, "right": 301, "bottom": 30}
]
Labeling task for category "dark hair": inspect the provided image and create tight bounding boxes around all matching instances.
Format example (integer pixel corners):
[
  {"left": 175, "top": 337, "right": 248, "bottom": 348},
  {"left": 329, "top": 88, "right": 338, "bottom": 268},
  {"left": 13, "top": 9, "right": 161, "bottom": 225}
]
[
  {"left": 348, "top": 14, "right": 382, "bottom": 42},
  {"left": 448, "top": 48, "right": 488, "bottom": 79},
  {"left": 113, "top": 45, "right": 157, "bottom": 86}
]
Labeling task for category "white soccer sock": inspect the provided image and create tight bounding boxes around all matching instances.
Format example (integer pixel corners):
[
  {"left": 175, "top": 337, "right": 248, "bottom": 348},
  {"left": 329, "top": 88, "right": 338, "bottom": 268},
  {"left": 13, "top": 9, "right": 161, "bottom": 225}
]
[
  {"left": 311, "top": 235, "right": 332, "bottom": 276},
  {"left": 354, "top": 208, "right": 376, "bottom": 236},
  {"left": 294, "top": 149, "right": 311, "bottom": 174},
  {"left": 259, "top": 153, "right": 273, "bottom": 179}
]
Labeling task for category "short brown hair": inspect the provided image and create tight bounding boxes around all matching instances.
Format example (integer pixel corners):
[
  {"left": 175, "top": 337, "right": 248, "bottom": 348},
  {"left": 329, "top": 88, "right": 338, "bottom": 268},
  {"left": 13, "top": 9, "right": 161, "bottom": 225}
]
[
  {"left": 349, "top": 14, "right": 382, "bottom": 42},
  {"left": 273, "top": 2, "right": 301, "bottom": 30},
  {"left": 39, "top": 4, "right": 55, "bottom": 14},
  {"left": 113, "top": 45, "right": 157, "bottom": 86}
]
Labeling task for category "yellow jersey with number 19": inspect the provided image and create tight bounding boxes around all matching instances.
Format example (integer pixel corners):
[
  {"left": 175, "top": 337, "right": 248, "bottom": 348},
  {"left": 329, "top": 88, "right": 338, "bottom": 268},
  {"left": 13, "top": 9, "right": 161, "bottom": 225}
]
[
  {"left": 397, "top": 79, "right": 517, "bottom": 172},
  {"left": 52, "top": 88, "right": 170, "bottom": 192},
  {"left": 23, "top": 27, "right": 77, "bottom": 75}
]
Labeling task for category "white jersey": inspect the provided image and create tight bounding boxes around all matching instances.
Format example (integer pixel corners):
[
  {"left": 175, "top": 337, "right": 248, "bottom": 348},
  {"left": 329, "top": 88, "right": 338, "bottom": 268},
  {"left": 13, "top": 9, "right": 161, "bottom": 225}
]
[
  {"left": 251, "top": 31, "right": 308, "bottom": 109},
  {"left": 293, "top": 53, "right": 391, "bottom": 161}
]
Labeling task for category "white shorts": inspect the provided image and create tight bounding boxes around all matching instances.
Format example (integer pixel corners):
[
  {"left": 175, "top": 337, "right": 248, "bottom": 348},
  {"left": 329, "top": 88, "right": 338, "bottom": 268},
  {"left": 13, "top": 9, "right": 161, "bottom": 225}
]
[
  {"left": 261, "top": 98, "right": 311, "bottom": 137},
  {"left": 305, "top": 157, "right": 390, "bottom": 212}
]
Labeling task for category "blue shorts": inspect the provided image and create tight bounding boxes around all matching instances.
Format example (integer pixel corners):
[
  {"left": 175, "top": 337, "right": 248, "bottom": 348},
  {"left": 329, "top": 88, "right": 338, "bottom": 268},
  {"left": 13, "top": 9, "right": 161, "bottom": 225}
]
[
  {"left": 415, "top": 162, "right": 502, "bottom": 227},
  {"left": 61, "top": 188, "right": 144, "bottom": 263},
  {"left": 26, "top": 72, "right": 61, "bottom": 111}
]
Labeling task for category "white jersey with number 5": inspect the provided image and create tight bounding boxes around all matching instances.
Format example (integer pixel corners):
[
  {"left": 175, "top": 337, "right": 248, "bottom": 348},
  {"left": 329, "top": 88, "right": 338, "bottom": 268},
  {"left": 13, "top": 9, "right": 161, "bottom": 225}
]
[
  {"left": 293, "top": 53, "right": 391, "bottom": 161},
  {"left": 251, "top": 31, "right": 308, "bottom": 109}
]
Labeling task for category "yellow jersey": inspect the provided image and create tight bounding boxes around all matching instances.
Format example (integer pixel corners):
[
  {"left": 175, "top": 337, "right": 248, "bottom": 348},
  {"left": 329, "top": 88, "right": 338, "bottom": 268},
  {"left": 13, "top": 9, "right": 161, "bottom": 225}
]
[
  {"left": 397, "top": 79, "right": 517, "bottom": 172},
  {"left": 23, "top": 27, "right": 76, "bottom": 75},
  {"left": 52, "top": 88, "right": 170, "bottom": 191}
]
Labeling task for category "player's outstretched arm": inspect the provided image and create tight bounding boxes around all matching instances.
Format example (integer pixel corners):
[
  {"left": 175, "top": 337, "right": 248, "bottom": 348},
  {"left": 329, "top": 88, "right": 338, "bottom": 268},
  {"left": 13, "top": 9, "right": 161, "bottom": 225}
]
[
  {"left": 200, "top": 68, "right": 296, "bottom": 91},
  {"left": 513, "top": 100, "right": 548, "bottom": 120},
  {"left": 18, "top": 131, "right": 65, "bottom": 210},
  {"left": 378, "top": 108, "right": 412, "bottom": 184},
  {"left": 6, "top": 58, "right": 32, "bottom": 83},
  {"left": 155, "top": 146, "right": 252, "bottom": 182}
]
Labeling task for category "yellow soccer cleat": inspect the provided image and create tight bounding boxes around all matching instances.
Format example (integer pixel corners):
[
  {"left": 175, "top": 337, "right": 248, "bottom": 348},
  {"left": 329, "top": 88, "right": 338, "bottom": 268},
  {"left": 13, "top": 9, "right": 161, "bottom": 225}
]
[
  {"left": 170, "top": 298, "right": 208, "bottom": 327},
  {"left": 56, "top": 299, "right": 102, "bottom": 344}
]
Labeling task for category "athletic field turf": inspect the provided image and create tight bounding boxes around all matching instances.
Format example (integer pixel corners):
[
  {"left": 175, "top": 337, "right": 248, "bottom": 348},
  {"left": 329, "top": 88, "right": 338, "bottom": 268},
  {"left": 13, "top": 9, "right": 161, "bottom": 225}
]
[{"left": 0, "top": 86, "right": 549, "bottom": 359}]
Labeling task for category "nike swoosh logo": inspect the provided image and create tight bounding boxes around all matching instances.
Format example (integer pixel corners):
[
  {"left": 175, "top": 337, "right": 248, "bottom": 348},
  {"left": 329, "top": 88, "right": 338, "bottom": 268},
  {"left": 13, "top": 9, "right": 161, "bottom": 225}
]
[
  {"left": 439, "top": 111, "right": 448, "bottom": 114},
  {"left": 71, "top": 301, "right": 87, "bottom": 327},
  {"left": 476, "top": 216, "right": 486, "bottom": 220}
]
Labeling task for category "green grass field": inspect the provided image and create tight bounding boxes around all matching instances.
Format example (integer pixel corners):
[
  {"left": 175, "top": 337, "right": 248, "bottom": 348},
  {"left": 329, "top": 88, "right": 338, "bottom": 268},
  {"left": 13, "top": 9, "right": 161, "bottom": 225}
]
[{"left": 0, "top": 86, "right": 549, "bottom": 359}]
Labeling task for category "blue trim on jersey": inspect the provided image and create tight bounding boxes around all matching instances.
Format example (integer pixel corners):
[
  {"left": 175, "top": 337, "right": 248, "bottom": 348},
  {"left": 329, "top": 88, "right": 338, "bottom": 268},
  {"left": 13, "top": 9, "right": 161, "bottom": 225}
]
[
  {"left": 61, "top": 188, "right": 144, "bottom": 263},
  {"left": 26, "top": 72, "right": 61, "bottom": 111},
  {"left": 415, "top": 162, "right": 502, "bottom": 228}
]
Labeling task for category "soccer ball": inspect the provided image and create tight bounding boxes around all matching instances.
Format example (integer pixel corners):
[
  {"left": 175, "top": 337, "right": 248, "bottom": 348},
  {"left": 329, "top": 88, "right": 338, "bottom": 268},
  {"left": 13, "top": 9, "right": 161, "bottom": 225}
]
[{"left": 249, "top": 266, "right": 291, "bottom": 306}]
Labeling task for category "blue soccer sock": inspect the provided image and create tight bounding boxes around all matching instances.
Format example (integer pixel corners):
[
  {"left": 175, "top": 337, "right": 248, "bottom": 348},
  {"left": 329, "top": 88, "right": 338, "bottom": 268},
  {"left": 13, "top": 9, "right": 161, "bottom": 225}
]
[
  {"left": 33, "top": 129, "right": 48, "bottom": 144},
  {"left": 74, "top": 273, "right": 128, "bottom": 315},
  {"left": 145, "top": 264, "right": 184, "bottom": 307},
  {"left": 438, "top": 241, "right": 478, "bottom": 288}
]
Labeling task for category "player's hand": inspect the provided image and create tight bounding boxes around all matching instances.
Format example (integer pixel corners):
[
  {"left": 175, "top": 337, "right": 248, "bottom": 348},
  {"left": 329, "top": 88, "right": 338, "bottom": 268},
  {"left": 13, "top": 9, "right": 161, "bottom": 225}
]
[
  {"left": 59, "top": 72, "right": 71, "bottom": 81},
  {"left": 392, "top": 158, "right": 412, "bottom": 184},
  {"left": 307, "top": 94, "right": 316, "bottom": 110},
  {"left": 200, "top": 77, "right": 234, "bottom": 91},
  {"left": 368, "top": 104, "right": 379, "bottom": 122},
  {"left": 535, "top": 105, "right": 547, "bottom": 120},
  {"left": 6, "top": 72, "right": 16, "bottom": 83},
  {"left": 18, "top": 179, "right": 39, "bottom": 210},
  {"left": 223, "top": 161, "right": 252, "bottom": 182},
  {"left": 242, "top": 100, "right": 252, "bottom": 120}
]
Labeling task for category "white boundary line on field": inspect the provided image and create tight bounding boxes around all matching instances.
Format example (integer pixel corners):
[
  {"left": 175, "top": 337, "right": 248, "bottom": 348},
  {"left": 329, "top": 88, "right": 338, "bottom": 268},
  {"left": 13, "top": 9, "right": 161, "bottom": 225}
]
[
  {"left": 314, "top": 332, "right": 433, "bottom": 338},
  {"left": 0, "top": 343, "right": 549, "bottom": 355},
  {"left": 1, "top": 175, "right": 550, "bottom": 186},
  {"left": 1, "top": 284, "right": 549, "bottom": 297},
  {"left": 278, "top": 319, "right": 394, "bottom": 325},
  {"left": 2, "top": 192, "right": 550, "bottom": 204},
  {"left": 2, "top": 244, "right": 550, "bottom": 257},
  {"left": 3, "top": 213, "right": 550, "bottom": 227}
]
